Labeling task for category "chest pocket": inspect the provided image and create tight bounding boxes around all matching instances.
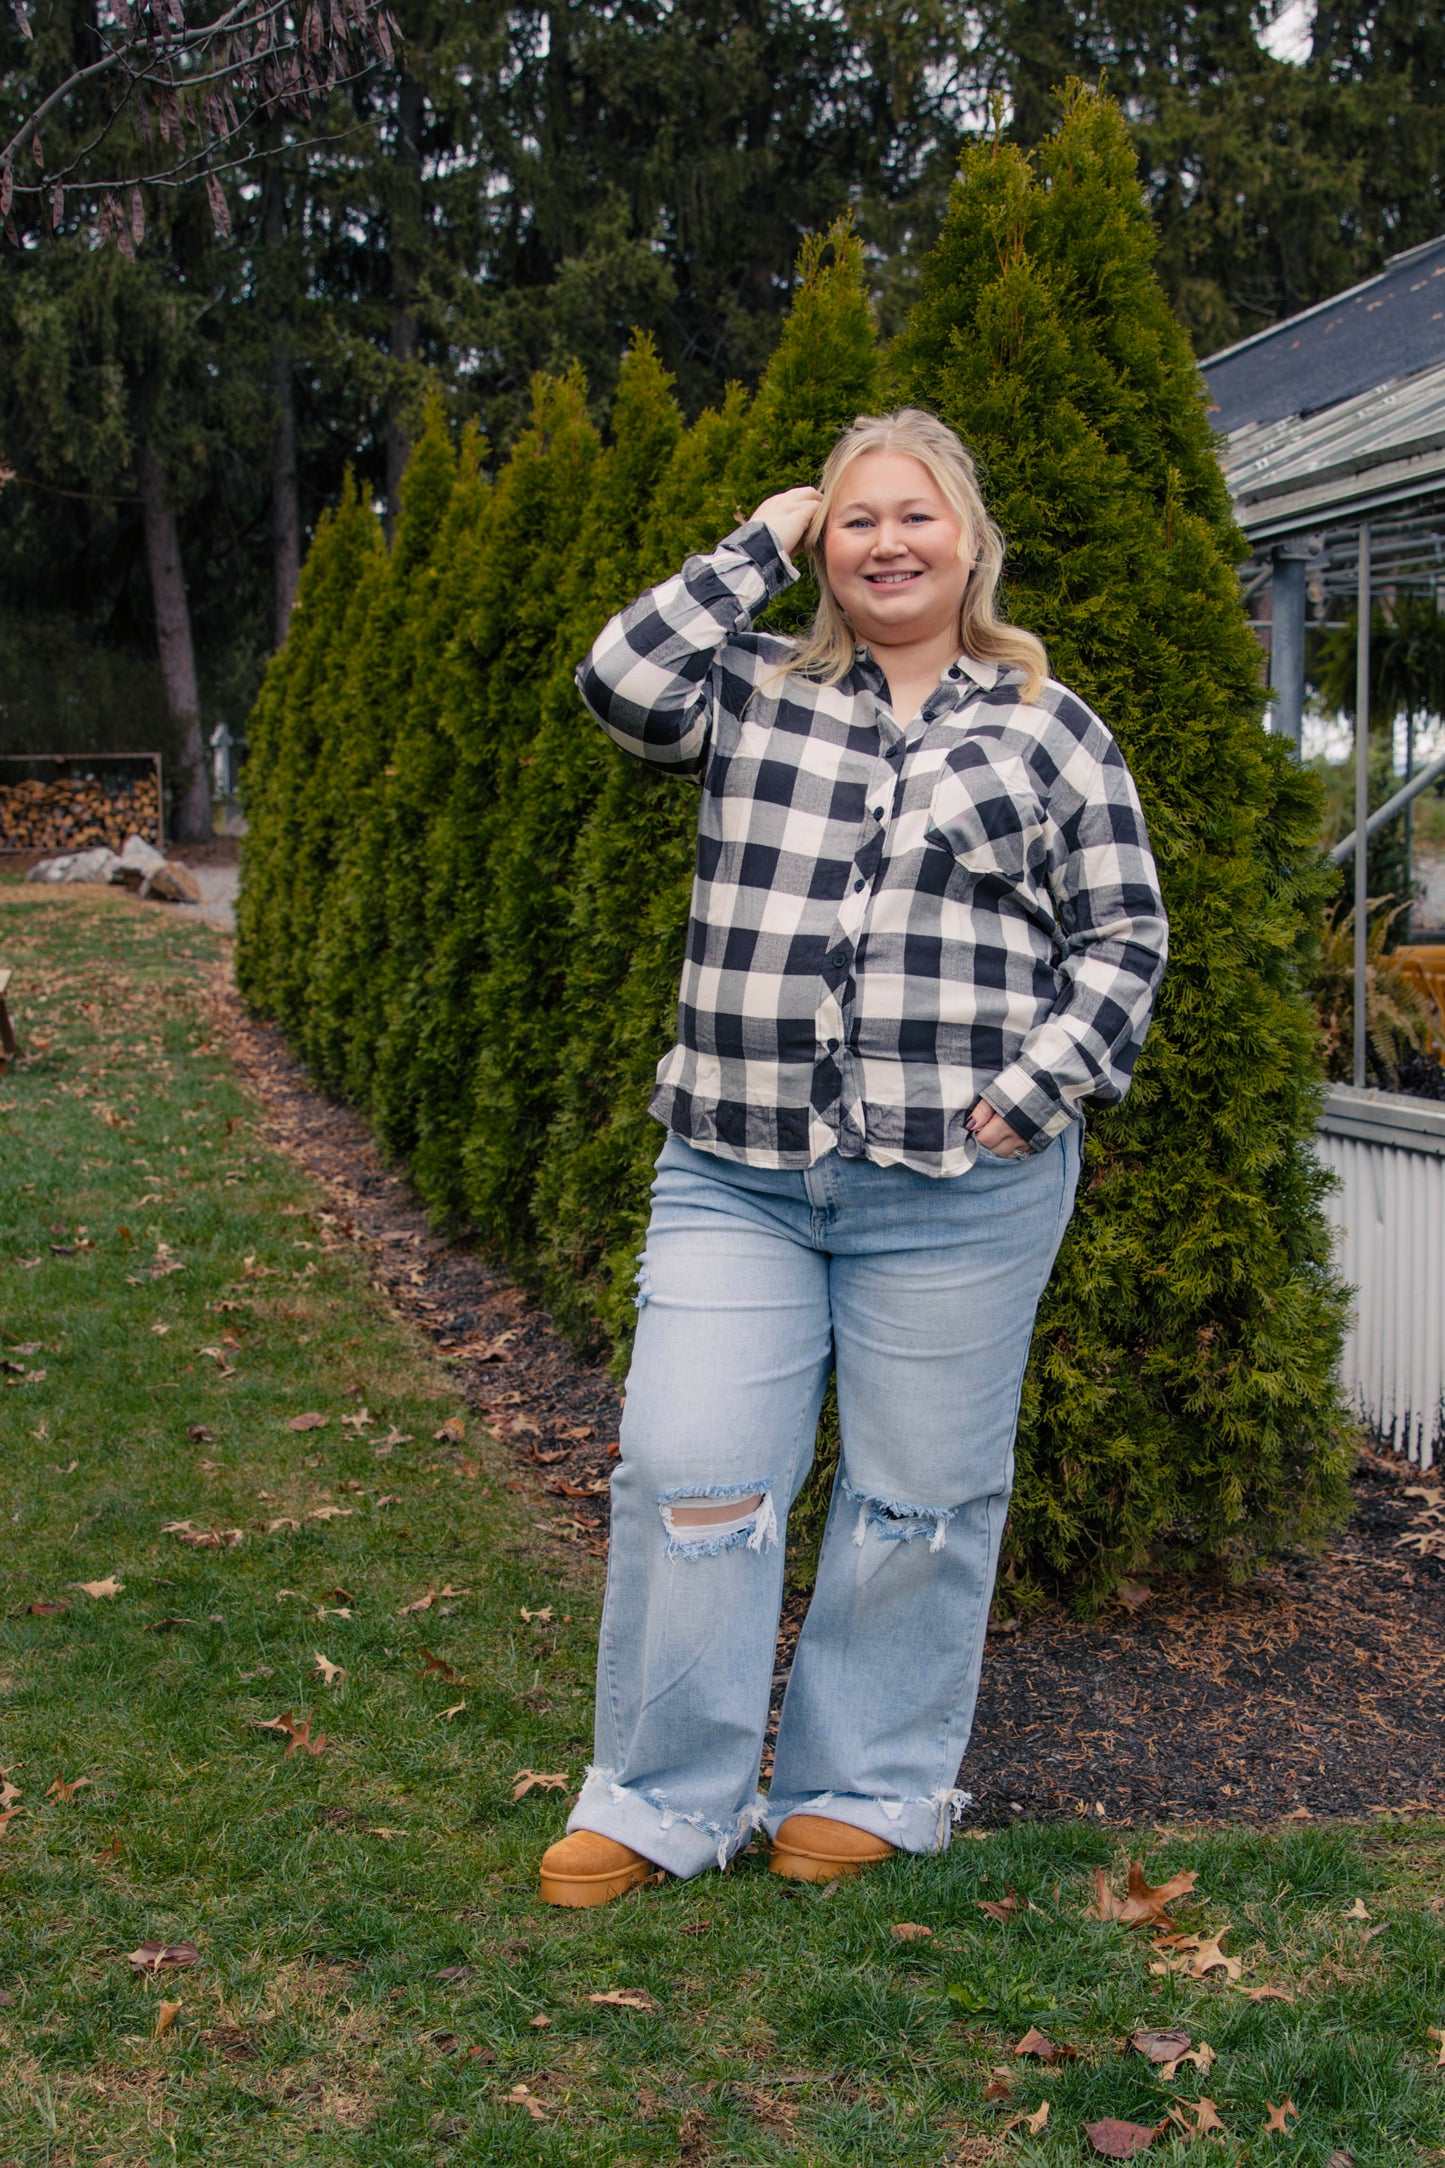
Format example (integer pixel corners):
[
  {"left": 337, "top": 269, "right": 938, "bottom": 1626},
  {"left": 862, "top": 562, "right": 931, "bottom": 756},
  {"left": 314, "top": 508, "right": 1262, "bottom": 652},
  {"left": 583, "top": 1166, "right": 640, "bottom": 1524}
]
[{"left": 924, "top": 751, "right": 1044, "bottom": 885}]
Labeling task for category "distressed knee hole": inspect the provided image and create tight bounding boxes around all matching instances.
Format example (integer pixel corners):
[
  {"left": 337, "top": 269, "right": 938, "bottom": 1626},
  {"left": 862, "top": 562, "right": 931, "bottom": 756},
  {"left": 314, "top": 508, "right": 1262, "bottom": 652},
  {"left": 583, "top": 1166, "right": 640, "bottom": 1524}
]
[
  {"left": 842, "top": 1476, "right": 954, "bottom": 1553},
  {"left": 656, "top": 1481, "right": 778, "bottom": 1558}
]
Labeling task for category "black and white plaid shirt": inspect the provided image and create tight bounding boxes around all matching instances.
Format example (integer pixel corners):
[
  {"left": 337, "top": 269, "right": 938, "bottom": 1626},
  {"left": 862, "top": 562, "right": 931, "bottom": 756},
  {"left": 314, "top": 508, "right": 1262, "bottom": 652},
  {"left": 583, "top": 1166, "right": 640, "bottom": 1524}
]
[{"left": 577, "top": 520, "right": 1168, "bottom": 1175}]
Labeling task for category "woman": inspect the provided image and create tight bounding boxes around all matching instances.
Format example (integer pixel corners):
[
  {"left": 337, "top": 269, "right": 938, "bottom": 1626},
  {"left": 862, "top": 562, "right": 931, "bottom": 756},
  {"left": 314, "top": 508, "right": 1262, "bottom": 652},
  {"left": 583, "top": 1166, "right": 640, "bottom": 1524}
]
[{"left": 539, "top": 408, "right": 1168, "bottom": 1907}]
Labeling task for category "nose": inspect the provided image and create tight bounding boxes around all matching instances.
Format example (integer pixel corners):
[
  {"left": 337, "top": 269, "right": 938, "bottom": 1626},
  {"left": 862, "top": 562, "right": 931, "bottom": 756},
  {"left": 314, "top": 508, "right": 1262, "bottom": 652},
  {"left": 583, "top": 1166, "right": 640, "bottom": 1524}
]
[{"left": 870, "top": 523, "right": 910, "bottom": 557}]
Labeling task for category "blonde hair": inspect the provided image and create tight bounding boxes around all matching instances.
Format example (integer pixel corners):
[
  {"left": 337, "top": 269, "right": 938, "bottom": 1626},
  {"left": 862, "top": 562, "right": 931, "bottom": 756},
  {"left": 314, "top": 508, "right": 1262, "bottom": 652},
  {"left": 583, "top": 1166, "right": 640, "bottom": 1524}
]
[{"left": 786, "top": 408, "right": 1048, "bottom": 704}]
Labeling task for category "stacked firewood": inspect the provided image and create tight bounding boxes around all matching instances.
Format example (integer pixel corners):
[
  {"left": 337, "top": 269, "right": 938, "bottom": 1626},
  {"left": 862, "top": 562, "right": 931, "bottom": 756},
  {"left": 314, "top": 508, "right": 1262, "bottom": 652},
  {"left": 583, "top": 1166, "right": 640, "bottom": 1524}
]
[{"left": 0, "top": 769, "right": 161, "bottom": 852}]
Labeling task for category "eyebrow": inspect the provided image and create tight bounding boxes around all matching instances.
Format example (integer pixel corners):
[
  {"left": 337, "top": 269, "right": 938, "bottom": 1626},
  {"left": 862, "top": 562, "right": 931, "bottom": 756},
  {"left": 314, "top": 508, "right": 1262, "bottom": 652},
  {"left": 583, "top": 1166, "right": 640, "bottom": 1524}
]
[{"left": 834, "top": 496, "right": 942, "bottom": 515}]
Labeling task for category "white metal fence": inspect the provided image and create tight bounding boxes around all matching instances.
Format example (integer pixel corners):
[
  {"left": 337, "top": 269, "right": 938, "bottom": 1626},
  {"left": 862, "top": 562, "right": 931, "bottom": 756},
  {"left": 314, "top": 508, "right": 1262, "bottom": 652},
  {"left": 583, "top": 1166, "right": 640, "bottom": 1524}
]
[{"left": 1317, "top": 1084, "right": 1445, "bottom": 1469}]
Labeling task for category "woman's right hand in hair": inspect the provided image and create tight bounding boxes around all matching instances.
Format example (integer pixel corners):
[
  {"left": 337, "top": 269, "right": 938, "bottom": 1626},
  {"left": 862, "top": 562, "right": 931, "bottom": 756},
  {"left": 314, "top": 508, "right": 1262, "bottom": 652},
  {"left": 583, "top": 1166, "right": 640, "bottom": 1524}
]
[{"left": 751, "top": 486, "right": 824, "bottom": 563}]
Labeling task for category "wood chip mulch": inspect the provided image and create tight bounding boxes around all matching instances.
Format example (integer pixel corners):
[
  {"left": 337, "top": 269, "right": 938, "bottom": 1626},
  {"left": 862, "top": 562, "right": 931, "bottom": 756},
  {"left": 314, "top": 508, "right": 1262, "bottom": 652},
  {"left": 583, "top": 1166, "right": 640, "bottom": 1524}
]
[{"left": 216, "top": 978, "right": 1445, "bottom": 1829}]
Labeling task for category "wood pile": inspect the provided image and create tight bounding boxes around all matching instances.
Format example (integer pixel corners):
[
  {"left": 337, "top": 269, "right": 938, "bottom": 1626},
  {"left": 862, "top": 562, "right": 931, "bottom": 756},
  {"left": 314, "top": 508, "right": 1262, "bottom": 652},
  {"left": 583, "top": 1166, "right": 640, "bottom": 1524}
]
[{"left": 0, "top": 769, "right": 161, "bottom": 852}]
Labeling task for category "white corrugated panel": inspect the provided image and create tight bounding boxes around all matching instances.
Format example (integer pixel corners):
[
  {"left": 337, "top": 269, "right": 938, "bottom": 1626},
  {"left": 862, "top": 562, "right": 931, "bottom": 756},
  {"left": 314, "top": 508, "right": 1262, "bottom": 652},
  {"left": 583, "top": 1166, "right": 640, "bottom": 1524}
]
[{"left": 1317, "top": 1088, "right": 1445, "bottom": 1469}]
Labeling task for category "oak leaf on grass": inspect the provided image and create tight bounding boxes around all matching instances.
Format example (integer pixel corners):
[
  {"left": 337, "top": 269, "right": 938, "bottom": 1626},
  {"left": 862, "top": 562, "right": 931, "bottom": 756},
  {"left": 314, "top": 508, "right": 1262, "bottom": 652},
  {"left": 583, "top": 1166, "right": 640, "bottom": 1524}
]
[
  {"left": 1264, "top": 2099, "right": 1299, "bottom": 2134},
  {"left": 155, "top": 1999, "right": 182, "bottom": 2038},
  {"left": 419, "top": 1648, "right": 459, "bottom": 1681},
  {"left": 1000, "top": 2102, "right": 1049, "bottom": 2136},
  {"left": 504, "top": 2083, "right": 548, "bottom": 2120},
  {"left": 1086, "top": 2117, "right": 1164, "bottom": 2157},
  {"left": 126, "top": 1942, "right": 200, "bottom": 1973},
  {"left": 1150, "top": 1930, "right": 1243, "bottom": 1983},
  {"left": 0, "top": 1807, "right": 23, "bottom": 1835},
  {"left": 28, "top": 1599, "right": 68, "bottom": 1615},
  {"left": 254, "top": 1709, "right": 328, "bottom": 1757},
  {"left": 512, "top": 1770, "right": 568, "bottom": 1801},
  {"left": 397, "top": 1586, "right": 435, "bottom": 1616},
  {"left": 286, "top": 1413, "right": 328, "bottom": 1432},
  {"left": 1180, "top": 2098, "right": 1225, "bottom": 2136},
  {"left": 1092, "top": 1861, "right": 1198, "bottom": 1928},
  {"left": 1429, "top": 2027, "right": 1445, "bottom": 2068},
  {"left": 0, "top": 1777, "right": 20, "bottom": 1810},
  {"left": 891, "top": 1923, "right": 932, "bottom": 1942},
  {"left": 71, "top": 1576, "right": 123, "bottom": 1599},
  {"left": 589, "top": 1987, "right": 657, "bottom": 2012},
  {"left": 162, "top": 1520, "right": 244, "bottom": 1550},
  {"left": 46, "top": 1772, "right": 91, "bottom": 1803},
  {"left": 312, "top": 1652, "right": 345, "bottom": 1686},
  {"left": 433, "top": 1416, "right": 466, "bottom": 1444},
  {"left": 437, "top": 1701, "right": 466, "bottom": 1721}
]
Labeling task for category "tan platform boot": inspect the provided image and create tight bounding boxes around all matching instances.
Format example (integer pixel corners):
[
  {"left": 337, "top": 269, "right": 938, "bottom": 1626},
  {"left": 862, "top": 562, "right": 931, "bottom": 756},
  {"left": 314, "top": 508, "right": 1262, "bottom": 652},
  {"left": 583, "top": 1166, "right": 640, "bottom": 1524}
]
[
  {"left": 769, "top": 1813, "right": 896, "bottom": 1882},
  {"left": 538, "top": 1829, "right": 655, "bottom": 1907}
]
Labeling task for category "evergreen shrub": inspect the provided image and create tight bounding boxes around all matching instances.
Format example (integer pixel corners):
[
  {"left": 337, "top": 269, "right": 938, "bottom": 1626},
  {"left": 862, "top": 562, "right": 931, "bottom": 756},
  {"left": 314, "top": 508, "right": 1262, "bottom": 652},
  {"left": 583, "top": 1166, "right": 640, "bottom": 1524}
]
[{"left": 238, "top": 113, "right": 1352, "bottom": 1602}]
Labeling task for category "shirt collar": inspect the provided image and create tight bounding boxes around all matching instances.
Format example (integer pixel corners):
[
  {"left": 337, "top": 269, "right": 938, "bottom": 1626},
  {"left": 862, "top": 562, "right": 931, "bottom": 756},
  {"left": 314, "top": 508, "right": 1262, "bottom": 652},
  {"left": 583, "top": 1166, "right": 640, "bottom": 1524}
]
[{"left": 852, "top": 645, "right": 1000, "bottom": 694}]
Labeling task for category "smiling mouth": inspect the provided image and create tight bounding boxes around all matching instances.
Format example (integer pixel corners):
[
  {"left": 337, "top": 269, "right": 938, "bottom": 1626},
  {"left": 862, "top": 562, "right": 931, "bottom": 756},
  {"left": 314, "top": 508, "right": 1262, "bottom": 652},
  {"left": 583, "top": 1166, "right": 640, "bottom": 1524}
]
[{"left": 864, "top": 569, "right": 923, "bottom": 585}]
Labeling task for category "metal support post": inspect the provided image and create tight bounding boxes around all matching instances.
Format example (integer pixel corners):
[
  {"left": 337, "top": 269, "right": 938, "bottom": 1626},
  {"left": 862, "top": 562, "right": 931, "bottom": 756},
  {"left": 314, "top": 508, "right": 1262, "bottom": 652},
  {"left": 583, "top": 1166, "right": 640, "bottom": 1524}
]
[
  {"left": 1269, "top": 541, "right": 1311, "bottom": 751},
  {"left": 1352, "top": 523, "right": 1371, "bottom": 1091}
]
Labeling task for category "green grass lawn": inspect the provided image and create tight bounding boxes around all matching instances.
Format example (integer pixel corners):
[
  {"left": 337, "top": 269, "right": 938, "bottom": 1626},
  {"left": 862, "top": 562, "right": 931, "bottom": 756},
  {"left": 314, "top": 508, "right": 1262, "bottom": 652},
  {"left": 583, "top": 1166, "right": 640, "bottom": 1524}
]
[{"left": 1, "top": 887, "right": 1443, "bottom": 2168}]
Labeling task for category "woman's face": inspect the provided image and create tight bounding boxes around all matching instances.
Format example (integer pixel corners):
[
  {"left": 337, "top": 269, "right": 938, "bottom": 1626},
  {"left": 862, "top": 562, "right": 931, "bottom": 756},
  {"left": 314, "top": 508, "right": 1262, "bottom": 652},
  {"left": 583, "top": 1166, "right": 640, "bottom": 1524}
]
[{"left": 821, "top": 451, "right": 970, "bottom": 651}]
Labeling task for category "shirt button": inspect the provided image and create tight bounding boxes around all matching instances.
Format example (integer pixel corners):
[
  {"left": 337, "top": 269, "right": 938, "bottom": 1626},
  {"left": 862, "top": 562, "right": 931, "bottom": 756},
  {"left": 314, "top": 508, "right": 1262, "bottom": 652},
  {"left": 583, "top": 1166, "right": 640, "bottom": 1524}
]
[
  {"left": 827, "top": 1038, "right": 839, "bottom": 1053},
  {"left": 830, "top": 950, "right": 847, "bottom": 968},
  {"left": 872, "top": 806, "right": 884, "bottom": 819},
  {"left": 852, "top": 878, "right": 864, "bottom": 893}
]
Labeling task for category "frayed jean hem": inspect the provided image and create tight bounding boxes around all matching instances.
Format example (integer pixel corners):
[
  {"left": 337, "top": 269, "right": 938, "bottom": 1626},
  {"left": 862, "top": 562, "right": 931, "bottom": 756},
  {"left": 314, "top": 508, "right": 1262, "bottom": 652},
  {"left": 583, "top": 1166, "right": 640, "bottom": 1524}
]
[
  {"left": 567, "top": 1765, "right": 767, "bottom": 1879},
  {"left": 761, "top": 1785, "right": 974, "bottom": 1856}
]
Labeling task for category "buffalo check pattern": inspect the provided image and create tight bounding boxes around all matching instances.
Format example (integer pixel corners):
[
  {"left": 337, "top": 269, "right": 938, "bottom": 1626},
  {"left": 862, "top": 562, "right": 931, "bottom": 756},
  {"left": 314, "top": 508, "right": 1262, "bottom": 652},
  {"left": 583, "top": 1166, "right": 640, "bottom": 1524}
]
[{"left": 576, "top": 520, "right": 1168, "bottom": 1175}]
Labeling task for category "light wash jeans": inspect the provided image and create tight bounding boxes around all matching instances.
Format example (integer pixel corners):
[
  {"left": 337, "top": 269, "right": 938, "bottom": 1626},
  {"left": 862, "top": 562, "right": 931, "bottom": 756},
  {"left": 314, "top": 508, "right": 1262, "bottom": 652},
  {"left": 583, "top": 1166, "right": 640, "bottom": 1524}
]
[{"left": 568, "top": 1125, "right": 1080, "bottom": 1877}]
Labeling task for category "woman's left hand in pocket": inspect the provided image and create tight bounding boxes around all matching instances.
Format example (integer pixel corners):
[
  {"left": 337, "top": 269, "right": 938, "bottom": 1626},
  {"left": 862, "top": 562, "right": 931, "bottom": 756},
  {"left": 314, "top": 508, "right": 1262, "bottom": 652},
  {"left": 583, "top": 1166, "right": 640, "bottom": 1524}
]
[{"left": 966, "top": 1103, "right": 1029, "bottom": 1158}]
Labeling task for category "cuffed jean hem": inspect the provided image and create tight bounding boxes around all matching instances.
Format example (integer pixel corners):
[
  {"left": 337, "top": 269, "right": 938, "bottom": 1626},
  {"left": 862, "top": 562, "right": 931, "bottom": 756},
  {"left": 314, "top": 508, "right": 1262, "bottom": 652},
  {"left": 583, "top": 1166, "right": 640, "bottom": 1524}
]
[
  {"left": 761, "top": 1785, "right": 974, "bottom": 1857},
  {"left": 567, "top": 1765, "right": 766, "bottom": 1879}
]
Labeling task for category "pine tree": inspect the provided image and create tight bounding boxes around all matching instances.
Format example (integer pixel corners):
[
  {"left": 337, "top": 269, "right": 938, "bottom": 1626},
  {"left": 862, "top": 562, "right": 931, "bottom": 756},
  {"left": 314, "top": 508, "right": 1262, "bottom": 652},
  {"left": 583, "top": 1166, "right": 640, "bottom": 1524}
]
[
  {"left": 236, "top": 480, "right": 385, "bottom": 1031},
  {"left": 303, "top": 399, "right": 457, "bottom": 1099},
  {"left": 531, "top": 224, "right": 882, "bottom": 1345},
  {"left": 889, "top": 88, "right": 1351, "bottom": 1597}
]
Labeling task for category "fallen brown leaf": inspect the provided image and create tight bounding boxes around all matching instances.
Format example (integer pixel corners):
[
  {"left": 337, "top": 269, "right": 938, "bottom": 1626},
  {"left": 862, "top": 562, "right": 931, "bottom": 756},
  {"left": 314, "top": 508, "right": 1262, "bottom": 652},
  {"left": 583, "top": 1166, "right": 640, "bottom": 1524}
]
[
  {"left": 254, "top": 1709, "right": 328, "bottom": 1758},
  {"left": 27, "top": 1599, "right": 68, "bottom": 1615},
  {"left": 1343, "top": 1898, "right": 1371, "bottom": 1921},
  {"left": 589, "top": 1987, "right": 657, "bottom": 2012},
  {"left": 0, "top": 1777, "right": 19, "bottom": 1809},
  {"left": 1116, "top": 1579, "right": 1152, "bottom": 1610},
  {"left": 1263, "top": 2099, "right": 1299, "bottom": 2134},
  {"left": 285, "top": 1413, "right": 328, "bottom": 1432},
  {"left": 307, "top": 1505, "right": 352, "bottom": 1522},
  {"left": 0, "top": 1807, "right": 24, "bottom": 1835},
  {"left": 186, "top": 1424, "right": 213, "bottom": 1443},
  {"left": 45, "top": 1772, "right": 91, "bottom": 1803},
  {"left": 155, "top": 1999, "right": 182, "bottom": 2038},
  {"left": 504, "top": 2082, "right": 547, "bottom": 2119},
  {"left": 1182, "top": 2097, "right": 1225, "bottom": 2136},
  {"left": 982, "top": 2069, "right": 1014, "bottom": 2101},
  {"left": 126, "top": 1942, "right": 200, "bottom": 1973},
  {"left": 512, "top": 1769, "right": 568, "bottom": 1801},
  {"left": 419, "top": 1648, "right": 459, "bottom": 1681},
  {"left": 438, "top": 1700, "right": 467, "bottom": 1721},
  {"left": 1150, "top": 1929, "right": 1242, "bottom": 1982},
  {"left": 433, "top": 1416, "right": 466, "bottom": 1444},
  {"left": 96, "top": 1834, "right": 122, "bottom": 1863},
  {"left": 890, "top": 1923, "right": 932, "bottom": 1942},
  {"left": 312, "top": 1652, "right": 345, "bottom": 1687},
  {"left": 397, "top": 1586, "right": 435, "bottom": 1616},
  {"left": 1429, "top": 2027, "right": 1445, "bottom": 2068},
  {"left": 1093, "top": 1860, "right": 1199, "bottom": 1929},
  {"left": 528, "top": 2012, "right": 551, "bottom": 2028},
  {"left": 521, "top": 1605, "right": 554, "bottom": 1623},
  {"left": 1013, "top": 2025, "right": 1076, "bottom": 2063},
  {"left": 1001, "top": 2101, "right": 1050, "bottom": 2135},
  {"left": 1086, "top": 2117, "right": 1163, "bottom": 2157},
  {"left": 978, "top": 1887, "right": 1020, "bottom": 1923},
  {"left": 161, "top": 1519, "right": 244, "bottom": 1550},
  {"left": 1234, "top": 1984, "right": 1295, "bottom": 2003},
  {"left": 71, "top": 1576, "right": 123, "bottom": 1599},
  {"left": 1130, "top": 2028, "right": 1192, "bottom": 2066}
]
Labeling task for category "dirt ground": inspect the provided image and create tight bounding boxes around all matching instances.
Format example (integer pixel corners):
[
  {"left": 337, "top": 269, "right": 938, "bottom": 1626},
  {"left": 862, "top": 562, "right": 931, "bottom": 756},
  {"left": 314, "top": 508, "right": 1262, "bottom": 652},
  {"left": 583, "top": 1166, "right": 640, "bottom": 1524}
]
[{"left": 216, "top": 979, "right": 1445, "bottom": 1830}]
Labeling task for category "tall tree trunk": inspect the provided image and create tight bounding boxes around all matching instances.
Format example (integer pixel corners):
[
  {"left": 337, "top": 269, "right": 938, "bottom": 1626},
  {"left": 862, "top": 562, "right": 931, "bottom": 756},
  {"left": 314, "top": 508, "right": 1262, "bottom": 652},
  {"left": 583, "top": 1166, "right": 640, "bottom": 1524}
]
[
  {"left": 263, "top": 152, "right": 301, "bottom": 646},
  {"left": 136, "top": 438, "right": 210, "bottom": 844},
  {"left": 384, "top": 70, "right": 424, "bottom": 542}
]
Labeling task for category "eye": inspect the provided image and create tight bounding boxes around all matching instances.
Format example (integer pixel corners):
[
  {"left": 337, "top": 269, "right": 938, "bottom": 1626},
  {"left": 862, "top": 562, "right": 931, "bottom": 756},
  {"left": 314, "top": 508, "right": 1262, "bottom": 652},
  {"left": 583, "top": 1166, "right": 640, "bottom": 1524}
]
[
  {"left": 904, "top": 512, "right": 936, "bottom": 524},
  {"left": 841, "top": 515, "right": 874, "bottom": 529}
]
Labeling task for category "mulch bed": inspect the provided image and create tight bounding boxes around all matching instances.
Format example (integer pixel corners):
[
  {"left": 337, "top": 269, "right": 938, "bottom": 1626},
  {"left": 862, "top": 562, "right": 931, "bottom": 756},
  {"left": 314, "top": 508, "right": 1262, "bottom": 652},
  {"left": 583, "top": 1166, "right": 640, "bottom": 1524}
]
[{"left": 216, "top": 980, "right": 1445, "bottom": 1829}]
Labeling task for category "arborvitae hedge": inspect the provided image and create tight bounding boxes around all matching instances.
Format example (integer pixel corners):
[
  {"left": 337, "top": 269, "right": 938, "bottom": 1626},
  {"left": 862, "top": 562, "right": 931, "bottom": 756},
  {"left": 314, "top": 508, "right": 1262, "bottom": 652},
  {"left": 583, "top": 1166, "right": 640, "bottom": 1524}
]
[{"left": 239, "top": 111, "right": 1352, "bottom": 1602}]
